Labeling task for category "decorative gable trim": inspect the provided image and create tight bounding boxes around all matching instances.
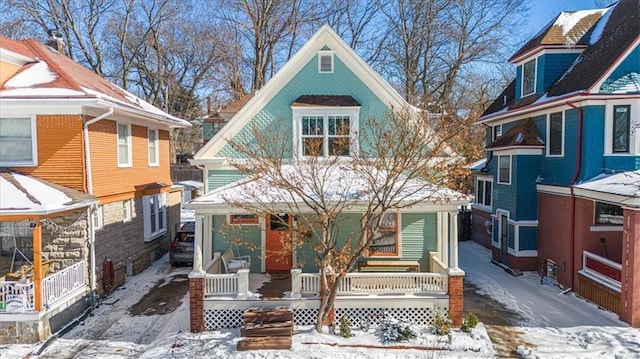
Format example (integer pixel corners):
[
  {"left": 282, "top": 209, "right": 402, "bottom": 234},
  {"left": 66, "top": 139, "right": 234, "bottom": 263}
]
[
  {"left": 590, "top": 38, "right": 640, "bottom": 94},
  {"left": 193, "top": 25, "right": 409, "bottom": 161}
]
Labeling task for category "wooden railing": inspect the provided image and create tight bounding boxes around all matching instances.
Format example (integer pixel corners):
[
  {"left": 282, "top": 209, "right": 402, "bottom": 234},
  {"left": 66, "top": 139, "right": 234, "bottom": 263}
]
[
  {"left": 42, "top": 261, "right": 86, "bottom": 308},
  {"left": 429, "top": 252, "right": 448, "bottom": 275},
  {"left": 204, "top": 269, "right": 249, "bottom": 298},
  {"left": 0, "top": 281, "right": 35, "bottom": 312},
  {"left": 580, "top": 251, "right": 621, "bottom": 292}
]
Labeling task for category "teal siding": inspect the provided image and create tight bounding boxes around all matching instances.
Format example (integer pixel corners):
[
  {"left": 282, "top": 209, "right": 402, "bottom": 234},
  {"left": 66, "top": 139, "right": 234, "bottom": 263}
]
[
  {"left": 217, "top": 53, "right": 391, "bottom": 158},
  {"left": 519, "top": 226, "right": 537, "bottom": 251},
  {"left": 539, "top": 108, "right": 578, "bottom": 186},
  {"left": 513, "top": 155, "right": 540, "bottom": 220},
  {"left": 207, "top": 169, "right": 244, "bottom": 191},
  {"left": 211, "top": 215, "right": 262, "bottom": 273},
  {"left": 515, "top": 64, "right": 522, "bottom": 99},
  {"left": 400, "top": 213, "right": 437, "bottom": 271},
  {"left": 508, "top": 224, "right": 515, "bottom": 249},
  {"left": 539, "top": 53, "right": 580, "bottom": 90},
  {"left": 600, "top": 45, "right": 639, "bottom": 93},
  {"left": 580, "top": 105, "right": 606, "bottom": 180}
]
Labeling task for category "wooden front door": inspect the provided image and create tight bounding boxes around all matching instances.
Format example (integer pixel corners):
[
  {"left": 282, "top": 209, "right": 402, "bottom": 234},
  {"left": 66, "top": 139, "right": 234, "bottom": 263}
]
[{"left": 266, "top": 213, "right": 292, "bottom": 271}]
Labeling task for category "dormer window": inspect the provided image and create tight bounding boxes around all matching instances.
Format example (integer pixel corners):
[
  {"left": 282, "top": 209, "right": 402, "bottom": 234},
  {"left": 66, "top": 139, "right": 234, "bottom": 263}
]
[
  {"left": 521, "top": 58, "right": 536, "bottom": 97},
  {"left": 318, "top": 51, "right": 334, "bottom": 73}
]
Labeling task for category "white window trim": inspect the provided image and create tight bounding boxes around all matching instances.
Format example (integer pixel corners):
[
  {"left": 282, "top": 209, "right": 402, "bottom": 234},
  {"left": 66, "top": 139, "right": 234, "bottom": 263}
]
[
  {"left": 292, "top": 107, "right": 360, "bottom": 158},
  {"left": 0, "top": 115, "right": 38, "bottom": 167},
  {"left": 93, "top": 205, "right": 104, "bottom": 230},
  {"left": 493, "top": 124, "right": 502, "bottom": 141},
  {"left": 520, "top": 57, "right": 537, "bottom": 98},
  {"left": 143, "top": 193, "right": 167, "bottom": 241},
  {"left": 475, "top": 176, "right": 493, "bottom": 210},
  {"left": 364, "top": 212, "right": 402, "bottom": 259},
  {"left": 497, "top": 155, "right": 512, "bottom": 185},
  {"left": 117, "top": 122, "right": 133, "bottom": 167},
  {"left": 318, "top": 51, "right": 334, "bottom": 73},
  {"left": 148, "top": 128, "right": 159, "bottom": 166},
  {"left": 122, "top": 199, "right": 133, "bottom": 223},
  {"left": 546, "top": 111, "right": 565, "bottom": 157},
  {"left": 604, "top": 99, "right": 639, "bottom": 155}
]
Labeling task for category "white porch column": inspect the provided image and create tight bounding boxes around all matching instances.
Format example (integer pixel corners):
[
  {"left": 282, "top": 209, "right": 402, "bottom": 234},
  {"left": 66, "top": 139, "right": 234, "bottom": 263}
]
[
  {"left": 441, "top": 212, "right": 449, "bottom": 267},
  {"left": 192, "top": 214, "right": 205, "bottom": 274},
  {"left": 237, "top": 269, "right": 249, "bottom": 298},
  {"left": 436, "top": 212, "right": 443, "bottom": 259},
  {"left": 289, "top": 268, "right": 302, "bottom": 298},
  {"left": 449, "top": 211, "right": 459, "bottom": 269},
  {"left": 203, "top": 215, "right": 212, "bottom": 266}
]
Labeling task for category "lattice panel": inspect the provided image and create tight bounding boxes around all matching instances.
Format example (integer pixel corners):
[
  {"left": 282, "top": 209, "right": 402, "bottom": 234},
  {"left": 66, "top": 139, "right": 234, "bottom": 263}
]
[
  {"left": 204, "top": 309, "right": 243, "bottom": 330},
  {"left": 293, "top": 308, "right": 319, "bottom": 326},
  {"left": 335, "top": 307, "right": 438, "bottom": 326}
]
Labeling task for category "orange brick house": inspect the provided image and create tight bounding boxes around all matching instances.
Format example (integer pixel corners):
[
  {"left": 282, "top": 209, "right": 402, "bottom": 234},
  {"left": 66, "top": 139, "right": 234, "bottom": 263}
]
[{"left": 0, "top": 34, "right": 190, "bottom": 343}]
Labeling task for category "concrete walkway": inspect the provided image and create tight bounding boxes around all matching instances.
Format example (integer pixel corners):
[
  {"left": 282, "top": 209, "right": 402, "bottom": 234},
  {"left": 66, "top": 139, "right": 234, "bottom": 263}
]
[{"left": 458, "top": 241, "right": 626, "bottom": 328}]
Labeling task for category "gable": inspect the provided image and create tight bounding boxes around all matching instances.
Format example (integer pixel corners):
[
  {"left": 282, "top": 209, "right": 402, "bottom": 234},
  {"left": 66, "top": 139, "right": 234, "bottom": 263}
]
[
  {"left": 598, "top": 45, "right": 640, "bottom": 94},
  {"left": 215, "top": 51, "right": 391, "bottom": 158}
]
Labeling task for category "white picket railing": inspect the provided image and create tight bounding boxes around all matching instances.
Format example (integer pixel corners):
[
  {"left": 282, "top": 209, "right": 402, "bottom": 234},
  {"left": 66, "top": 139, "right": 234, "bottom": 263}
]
[
  {"left": 0, "top": 281, "right": 35, "bottom": 312},
  {"left": 42, "top": 261, "right": 86, "bottom": 307},
  {"left": 581, "top": 251, "right": 622, "bottom": 291},
  {"left": 204, "top": 270, "right": 249, "bottom": 298}
]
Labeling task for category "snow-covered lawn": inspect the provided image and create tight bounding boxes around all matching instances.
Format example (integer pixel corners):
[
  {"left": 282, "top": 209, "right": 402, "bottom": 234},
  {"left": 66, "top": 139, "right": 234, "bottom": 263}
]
[{"left": 1, "top": 241, "right": 639, "bottom": 358}]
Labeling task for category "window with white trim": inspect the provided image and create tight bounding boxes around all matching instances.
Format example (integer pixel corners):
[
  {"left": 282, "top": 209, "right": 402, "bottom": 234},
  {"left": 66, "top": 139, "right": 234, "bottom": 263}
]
[
  {"left": 93, "top": 205, "right": 104, "bottom": 230},
  {"left": 366, "top": 213, "right": 398, "bottom": 256},
  {"left": 476, "top": 178, "right": 493, "bottom": 207},
  {"left": 0, "top": 116, "right": 37, "bottom": 166},
  {"left": 117, "top": 123, "right": 132, "bottom": 167},
  {"left": 612, "top": 105, "right": 630, "bottom": 153},
  {"left": 493, "top": 125, "right": 502, "bottom": 141},
  {"left": 318, "top": 51, "right": 334, "bottom": 73},
  {"left": 547, "top": 111, "right": 564, "bottom": 156},
  {"left": 148, "top": 128, "right": 159, "bottom": 166},
  {"left": 595, "top": 202, "right": 623, "bottom": 226},
  {"left": 143, "top": 193, "right": 166, "bottom": 241},
  {"left": 122, "top": 199, "right": 132, "bottom": 223},
  {"left": 521, "top": 58, "right": 536, "bottom": 97},
  {"left": 293, "top": 108, "right": 359, "bottom": 157},
  {"left": 498, "top": 155, "right": 511, "bottom": 184}
]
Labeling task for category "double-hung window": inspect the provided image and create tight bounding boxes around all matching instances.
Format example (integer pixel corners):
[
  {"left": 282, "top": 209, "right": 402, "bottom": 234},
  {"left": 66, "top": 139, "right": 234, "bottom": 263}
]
[
  {"left": 294, "top": 108, "right": 359, "bottom": 157},
  {"left": 143, "top": 193, "right": 166, "bottom": 241},
  {"left": 148, "top": 129, "right": 159, "bottom": 166},
  {"left": 547, "top": 111, "right": 564, "bottom": 156},
  {"left": 476, "top": 178, "right": 493, "bottom": 207},
  {"left": 498, "top": 155, "right": 511, "bottom": 185},
  {"left": 521, "top": 58, "right": 536, "bottom": 97},
  {"left": 122, "top": 199, "right": 132, "bottom": 223},
  {"left": 367, "top": 213, "right": 399, "bottom": 256},
  {"left": 117, "top": 123, "right": 132, "bottom": 167},
  {"left": 612, "top": 105, "right": 631, "bottom": 153},
  {"left": 0, "top": 116, "right": 37, "bottom": 166},
  {"left": 93, "top": 205, "right": 104, "bottom": 230}
]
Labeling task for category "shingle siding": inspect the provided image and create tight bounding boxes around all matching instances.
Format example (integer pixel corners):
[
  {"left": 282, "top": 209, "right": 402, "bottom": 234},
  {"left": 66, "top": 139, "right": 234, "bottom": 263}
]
[{"left": 600, "top": 45, "right": 639, "bottom": 93}]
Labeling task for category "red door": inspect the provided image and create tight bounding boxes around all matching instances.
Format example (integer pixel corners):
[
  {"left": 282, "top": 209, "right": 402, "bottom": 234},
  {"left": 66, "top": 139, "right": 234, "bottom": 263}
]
[{"left": 266, "top": 213, "right": 292, "bottom": 271}]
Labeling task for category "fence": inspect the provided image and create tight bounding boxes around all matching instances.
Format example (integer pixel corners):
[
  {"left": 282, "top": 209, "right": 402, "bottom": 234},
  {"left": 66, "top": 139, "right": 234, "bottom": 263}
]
[
  {"left": 0, "top": 281, "right": 35, "bottom": 312},
  {"left": 42, "top": 261, "right": 86, "bottom": 308}
]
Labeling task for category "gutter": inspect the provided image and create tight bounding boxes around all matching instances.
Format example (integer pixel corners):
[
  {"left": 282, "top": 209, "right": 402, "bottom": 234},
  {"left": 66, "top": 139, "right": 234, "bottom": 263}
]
[
  {"left": 566, "top": 100, "right": 584, "bottom": 291},
  {"left": 83, "top": 106, "right": 113, "bottom": 306}
]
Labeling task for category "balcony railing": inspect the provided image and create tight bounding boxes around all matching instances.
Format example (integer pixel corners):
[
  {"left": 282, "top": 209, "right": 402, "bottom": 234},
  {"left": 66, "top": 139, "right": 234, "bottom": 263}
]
[
  {"left": 42, "top": 261, "right": 86, "bottom": 308},
  {"left": 0, "top": 281, "right": 35, "bottom": 312},
  {"left": 580, "top": 251, "right": 621, "bottom": 292}
]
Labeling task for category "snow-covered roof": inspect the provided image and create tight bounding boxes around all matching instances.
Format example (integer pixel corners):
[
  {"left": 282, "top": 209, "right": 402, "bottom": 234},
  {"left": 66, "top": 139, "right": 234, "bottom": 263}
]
[
  {"left": 187, "top": 164, "right": 468, "bottom": 213},
  {"left": 0, "top": 36, "right": 190, "bottom": 128},
  {"left": 175, "top": 181, "right": 204, "bottom": 190},
  {"left": 575, "top": 170, "right": 640, "bottom": 207},
  {"left": 0, "top": 171, "right": 96, "bottom": 216}
]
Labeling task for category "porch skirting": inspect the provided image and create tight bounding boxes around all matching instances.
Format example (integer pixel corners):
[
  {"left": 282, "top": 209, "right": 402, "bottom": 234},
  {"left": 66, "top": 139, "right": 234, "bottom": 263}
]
[{"left": 202, "top": 295, "right": 449, "bottom": 330}]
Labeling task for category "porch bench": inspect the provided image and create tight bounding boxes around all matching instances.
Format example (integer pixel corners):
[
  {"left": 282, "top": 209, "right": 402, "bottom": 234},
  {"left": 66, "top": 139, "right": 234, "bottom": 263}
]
[
  {"left": 357, "top": 260, "right": 420, "bottom": 272},
  {"left": 221, "top": 247, "right": 251, "bottom": 273}
]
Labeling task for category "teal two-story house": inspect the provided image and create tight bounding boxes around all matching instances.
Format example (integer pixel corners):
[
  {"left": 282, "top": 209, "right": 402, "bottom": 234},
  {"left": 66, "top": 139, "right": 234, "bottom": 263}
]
[{"left": 473, "top": 0, "right": 639, "bottom": 327}]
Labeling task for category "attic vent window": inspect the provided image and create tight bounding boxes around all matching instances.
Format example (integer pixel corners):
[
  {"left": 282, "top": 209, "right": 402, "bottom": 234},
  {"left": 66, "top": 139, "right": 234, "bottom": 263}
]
[{"left": 318, "top": 51, "right": 334, "bottom": 73}]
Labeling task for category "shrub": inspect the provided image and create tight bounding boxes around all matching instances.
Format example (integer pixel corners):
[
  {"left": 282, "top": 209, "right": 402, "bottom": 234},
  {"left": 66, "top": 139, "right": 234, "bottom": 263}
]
[
  {"left": 378, "top": 315, "right": 418, "bottom": 342},
  {"left": 432, "top": 309, "right": 452, "bottom": 336},
  {"left": 339, "top": 314, "right": 353, "bottom": 338},
  {"left": 461, "top": 312, "right": 479, "bottom": 333}
]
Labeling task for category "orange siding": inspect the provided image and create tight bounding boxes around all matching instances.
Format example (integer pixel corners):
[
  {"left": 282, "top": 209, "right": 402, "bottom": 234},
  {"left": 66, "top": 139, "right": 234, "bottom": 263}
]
[
  {"left": 0, "top": 61, "right": 21, "bottom": 84},
  {"left": 89, "top": 120, "right": 172, "bottom": 200},
  {"left": 9, "top": 115, "right": 86, "bottom": 191}
]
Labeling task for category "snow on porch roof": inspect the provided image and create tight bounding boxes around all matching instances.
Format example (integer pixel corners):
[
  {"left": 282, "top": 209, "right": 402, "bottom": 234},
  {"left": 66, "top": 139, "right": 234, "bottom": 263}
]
[
  {"left": 574, "top": 170, "right": 640, "bottom": 207},
  {"left": 186, "top": 164, "right": 468, "bottom": 212},
  {"left": 0, "top": 170, "right": 97, "bottom": 216}
]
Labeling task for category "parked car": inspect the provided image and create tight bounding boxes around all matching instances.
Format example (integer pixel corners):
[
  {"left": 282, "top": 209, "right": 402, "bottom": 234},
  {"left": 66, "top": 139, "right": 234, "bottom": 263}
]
[{"left": 169, "top": 221, "right": 195, "bottom": 266}]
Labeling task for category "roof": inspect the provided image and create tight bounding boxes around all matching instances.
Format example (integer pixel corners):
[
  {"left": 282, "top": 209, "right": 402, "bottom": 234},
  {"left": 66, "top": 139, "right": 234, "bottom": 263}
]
[
  {"left": 217, "top": 91, "right": 257, "bottom": 120},
  {"left": 0, "top": 36, "right": 190, "bottom": 128},
  {"left": 481, "top": 0, "right": 639, "bottom": 119},
  {"left": 193, "top": 25, "right": 413, "bottom": 161},
  {"left": 0, "top": 170, "right": 96, "bottom": 216},
  {"left": 575, "top": 170, "right": 640, "bottom": 207},
  {"left": 486, "top": 118, "right": 545, "bottom": 150},
  {"left": 186, "top": 164, "right": 468, "bottom": 213},
  {"left": 291, "top": 95, "right": 361, "bottom": 107}
]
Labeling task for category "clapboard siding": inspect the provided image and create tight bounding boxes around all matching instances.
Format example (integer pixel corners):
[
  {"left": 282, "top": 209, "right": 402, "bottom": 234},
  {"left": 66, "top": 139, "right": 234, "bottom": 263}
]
[
  {"left": 89, "top": 119, "right": 172, "bottom": 200},
  {"left": 9, "top": 115, "right": 86, "bottom": 191}
]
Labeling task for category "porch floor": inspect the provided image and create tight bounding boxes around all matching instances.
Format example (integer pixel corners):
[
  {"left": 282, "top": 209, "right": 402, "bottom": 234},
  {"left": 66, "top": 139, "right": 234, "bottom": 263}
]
[{"left": 250, "top": 272, "right": 292, "bottom": 299}]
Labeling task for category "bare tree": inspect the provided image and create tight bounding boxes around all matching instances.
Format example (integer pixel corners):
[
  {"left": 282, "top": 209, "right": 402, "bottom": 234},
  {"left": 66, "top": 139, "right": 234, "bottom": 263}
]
[{"left": 223, "top": 108, "right": 466, "bottom": 332}]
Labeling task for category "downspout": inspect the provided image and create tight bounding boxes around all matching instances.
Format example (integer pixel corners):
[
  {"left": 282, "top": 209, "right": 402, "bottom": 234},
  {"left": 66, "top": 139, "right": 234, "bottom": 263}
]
[
  {"left": 566, "top": 101, "right": 583, "bottom": 291},
  {"left": 83, "top": 107, "right": 114, "bottom": 305}
]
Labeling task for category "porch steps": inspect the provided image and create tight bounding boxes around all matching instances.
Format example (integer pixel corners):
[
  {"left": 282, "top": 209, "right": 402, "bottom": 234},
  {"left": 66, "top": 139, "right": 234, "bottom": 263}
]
[{"left": 237, "top": 308, "right": 294, "bottom": 351}]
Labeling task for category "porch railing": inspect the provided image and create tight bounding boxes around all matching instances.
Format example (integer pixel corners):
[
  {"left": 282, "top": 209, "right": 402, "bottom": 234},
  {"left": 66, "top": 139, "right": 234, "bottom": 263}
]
[
  {"left": 204, "top": 269, "right": 249, "bottom": 298},
  {"left": 0, "top": 281, "right": 35, "bottom": 312},
  {"left": 580, "top": 251, "right": 621, "bottom": 291},
  {"left": 42, "top": 261, "right": 86, "bottom": 308}
]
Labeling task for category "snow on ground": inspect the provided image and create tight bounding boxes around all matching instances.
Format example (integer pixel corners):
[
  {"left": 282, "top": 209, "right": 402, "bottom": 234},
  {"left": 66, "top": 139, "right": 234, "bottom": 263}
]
[{"left": 459, "top": 241, "right": 640, "bottom": 358}]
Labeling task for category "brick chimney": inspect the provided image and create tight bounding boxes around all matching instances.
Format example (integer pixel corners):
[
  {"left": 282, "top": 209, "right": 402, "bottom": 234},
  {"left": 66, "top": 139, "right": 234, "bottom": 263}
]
[{"left": 46, "top": 29, "right": 66, "bottom": 56}]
